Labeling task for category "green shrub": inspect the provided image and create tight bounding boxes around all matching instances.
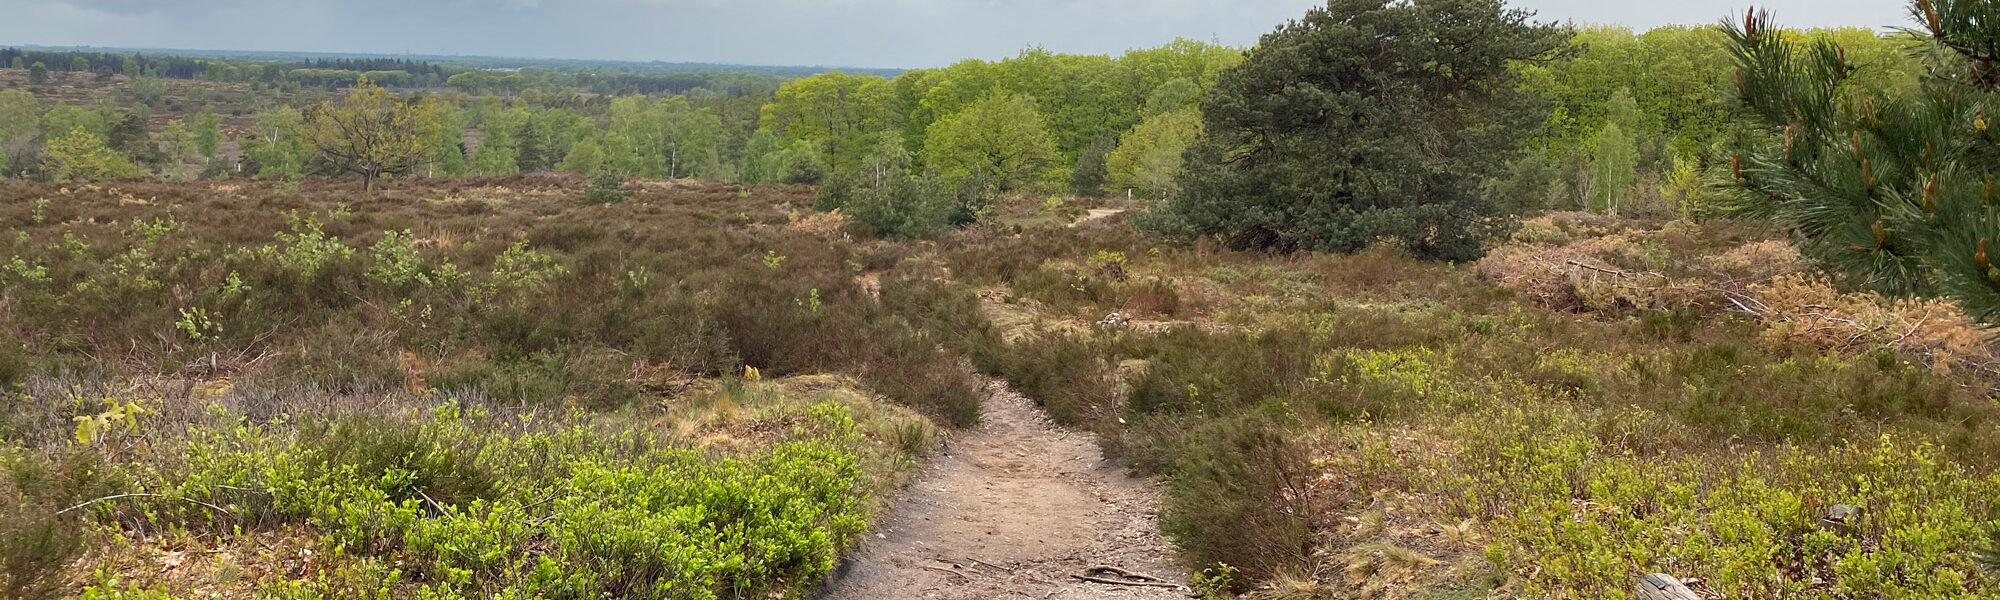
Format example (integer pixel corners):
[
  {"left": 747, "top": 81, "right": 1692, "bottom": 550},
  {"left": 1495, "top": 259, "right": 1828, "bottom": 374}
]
[
  {"left": 1, "top": 448, "right": 123, "bottom": 600},
  {"left": 78, "top": 585, "right": 188, "bottom": 600},
  {"left": 1158, "top": 410, "right": 1319, "bottom": 589},
  {"left": 989, "top": 332, "right": 1116, "bottom": 427},
  {"left": 844, "top": 172, "right": 985, "bottom": 239},
  {"left": 138, "top": 400, "right": 877, "bottom": 599},
  {"left": 583, "top": 171, "right": 627, "bottom": 204},
  {"left": 1444, "top": 405, "right": 2000, "bottom": 599},
  {"left": 1146, "top": 0, "right": 1562, "bottom": 260}
]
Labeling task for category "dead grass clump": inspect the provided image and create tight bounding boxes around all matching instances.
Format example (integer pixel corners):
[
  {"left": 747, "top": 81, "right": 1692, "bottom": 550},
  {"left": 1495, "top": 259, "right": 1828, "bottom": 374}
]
[
  {"left": 1337, "top": 543, "right": 1444, "bottom": 599},
  {"left": 788, "top": 208, "right": 850, "bottom": 237},
  {"left": 1747, "top": 274, "right": 1992, "bottom": 372},
  {"left": 1478, "top": 235, "right": 1708, "bottom": 314},
  {"left": 1703, "top": 238, "right": 1805, "bottom": 282}
]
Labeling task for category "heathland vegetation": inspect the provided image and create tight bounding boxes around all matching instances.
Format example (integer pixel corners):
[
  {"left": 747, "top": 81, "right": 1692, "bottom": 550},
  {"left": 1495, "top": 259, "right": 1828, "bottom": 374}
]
[{"left": 3, "top": 0, "right": 2000, "bottom": 599}]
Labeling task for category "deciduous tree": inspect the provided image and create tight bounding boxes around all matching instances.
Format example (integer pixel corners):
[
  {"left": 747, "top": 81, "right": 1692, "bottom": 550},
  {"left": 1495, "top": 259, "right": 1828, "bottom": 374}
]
[
  {"left": 760, "top": 72, "right": 899, "bottom": 175},
  {"left": 302, "top": 78, "right": 435, "bottom": 192},
  {"left": 740, "top": 130, "right": 783, "bottom": 184},
  {"left": 921, "top": 92, "right": 1063, "bottom": 192},
  {"left": 0, "top": 89, "right": 38, "bottom": 171},
  {"left": 558, "top": 137, "right": 606, "bottom": 174},
  {"left": 192, "top": 109, "right": 222, "bottom": 163},
  {"left": 241, "top": 106, "right": 306, "bottom": 178},
  {"left": 1588, "top": 90, "right": 1641, "bottom": 214},
  {"left": 42, "top": 126, "right": 142, "bottom": 182},
  {"left": 1107, "top": 109, "right": 1201, "bottom": 198}
]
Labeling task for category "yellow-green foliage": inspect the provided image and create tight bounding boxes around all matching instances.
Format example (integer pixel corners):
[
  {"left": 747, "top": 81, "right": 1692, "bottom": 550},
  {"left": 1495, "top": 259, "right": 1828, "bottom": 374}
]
[
  {"left": 1323, "top": 348, "right": 1468, "bottom": 410},
  {"left": 42, "top": 126, "right": 144, "bottom": 182},
  {"left": 1106, "top": 108, "right": 1201, "bottom": 198},
  {"left": 69, "top": 400, "right": 873, "bottom": 600},
  {"left": 1446, "top": 404, "right": 2000, "bottom": 599},
  {"left": 78, "top": 585, "right": 185, "bottom": 600}
]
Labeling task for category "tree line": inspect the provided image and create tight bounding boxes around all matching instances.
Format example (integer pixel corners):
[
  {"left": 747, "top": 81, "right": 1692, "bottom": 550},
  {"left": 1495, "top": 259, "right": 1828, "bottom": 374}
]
[
  {"left": 1, "top": 47, "right": 815, "bottom": 94},
  {"left": 0, "top": 4, "right": 1970, "bottom": 288},
  {"left": 1499, "top": 24, "right": 1925, "bottom": 218}
]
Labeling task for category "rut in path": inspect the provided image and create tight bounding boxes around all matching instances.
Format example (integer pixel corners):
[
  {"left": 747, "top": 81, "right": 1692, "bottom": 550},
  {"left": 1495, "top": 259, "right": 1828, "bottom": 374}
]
[{"left": 817, "top": 382, "right": 1187, "bottom": 600}]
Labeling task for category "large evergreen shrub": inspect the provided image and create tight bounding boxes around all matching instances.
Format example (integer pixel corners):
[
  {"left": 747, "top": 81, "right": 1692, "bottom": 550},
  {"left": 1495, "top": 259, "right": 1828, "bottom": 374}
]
[{"left": 1144, "top": 0, "right": 1564, "bottom": 261}]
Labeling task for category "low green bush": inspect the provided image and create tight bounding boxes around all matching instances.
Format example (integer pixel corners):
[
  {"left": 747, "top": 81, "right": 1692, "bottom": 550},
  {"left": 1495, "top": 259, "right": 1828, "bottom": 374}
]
[{"left": 99, "top": 400, "right": 876, "bottom": 599}]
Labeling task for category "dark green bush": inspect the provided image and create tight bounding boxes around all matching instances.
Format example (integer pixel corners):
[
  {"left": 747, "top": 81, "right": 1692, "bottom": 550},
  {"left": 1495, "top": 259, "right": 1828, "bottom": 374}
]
[
  {"left": 583, "top": 171, "right": 628, "bottom": 204},
  {"left": 844, "top": 172, "right": 983, "bottom": 240},
  {"left": 1145, "top": 0, "right": 1563, "bottom": 260}
]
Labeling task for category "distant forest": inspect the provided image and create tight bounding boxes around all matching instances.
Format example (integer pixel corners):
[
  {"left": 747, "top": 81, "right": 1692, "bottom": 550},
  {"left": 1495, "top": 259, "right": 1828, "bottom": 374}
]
[{"left": 0, "top": 46, "right": 885, "bottom": 96}]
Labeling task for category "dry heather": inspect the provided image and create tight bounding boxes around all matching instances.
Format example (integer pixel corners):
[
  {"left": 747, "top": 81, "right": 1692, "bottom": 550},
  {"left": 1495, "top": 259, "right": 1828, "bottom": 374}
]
[
  {"left": 0, "top": 177, "right": 992, "bottom": 600},
  {"left": 935, "top": 206, "right": 2000, "bottom": 600}
]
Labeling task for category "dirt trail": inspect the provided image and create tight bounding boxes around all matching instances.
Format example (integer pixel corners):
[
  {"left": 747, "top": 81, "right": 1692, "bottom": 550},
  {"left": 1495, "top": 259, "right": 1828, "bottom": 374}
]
[
  {"left": 817, "top": 382, "right": 1187, "bottom": 600},
  {"left": 1071, "top": 209, "right": 1128, "bottom": 227}
]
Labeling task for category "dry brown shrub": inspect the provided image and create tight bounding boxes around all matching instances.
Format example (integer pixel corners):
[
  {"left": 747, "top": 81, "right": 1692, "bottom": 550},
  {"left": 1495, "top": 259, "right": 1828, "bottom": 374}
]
[
  {"left": 788, "top": 208, "right": 849, "bottom": 237},
  {"left": 1482, "top": 215, "right": 1996, "bottom": 373},
  {"left": 1747, "top": 274, "right": 1992, "bottom": 372},
  {"left": 1704, "top": 239, "right": 1805, "bottom": 283},
  {"left": 1478, "top": 234, "right": 1706, "bottom": 313}
]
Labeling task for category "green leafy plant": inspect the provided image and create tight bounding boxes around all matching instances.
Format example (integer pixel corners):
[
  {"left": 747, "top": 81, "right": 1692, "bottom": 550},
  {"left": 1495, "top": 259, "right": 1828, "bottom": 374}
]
[
  {"left": 265, "top": 212, "right": 355, "bottom": 280},
  {"left": 366, "top": 230, "right": 462, "bottom": 289},
  {"left": 1192, "top": 563, "right": 1240, "bottom": 599},
  {"left": 73, "top": 397, "right": 149, "bottom": 445},
  {"left": 174, "top": 307, "right": 220, "bottom": 342}
]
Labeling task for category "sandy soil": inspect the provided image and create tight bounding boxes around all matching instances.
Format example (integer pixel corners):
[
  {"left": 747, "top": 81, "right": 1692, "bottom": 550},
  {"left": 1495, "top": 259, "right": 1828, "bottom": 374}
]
[
  {"left": 816, "top": 382, "right": 1188, "bottom": 600},
  {"left": 1071, "top": 209, "right": 1128, "bottom": 228}
]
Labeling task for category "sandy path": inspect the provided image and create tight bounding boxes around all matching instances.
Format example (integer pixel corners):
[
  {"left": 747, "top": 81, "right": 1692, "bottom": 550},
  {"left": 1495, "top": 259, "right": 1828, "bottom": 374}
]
[
  {"left": 817, "top": 382, "right": 1187, "bottom": 600},
  {"left": 1071, "top": 209, "right": 1128, "bottom": 228}
]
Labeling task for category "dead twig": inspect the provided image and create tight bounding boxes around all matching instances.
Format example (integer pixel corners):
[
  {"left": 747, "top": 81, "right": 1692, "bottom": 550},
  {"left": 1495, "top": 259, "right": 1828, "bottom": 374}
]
[
  {"left": 58, "top": 493, "right": 234, "bottom": 517},
  {"left": 415, "top": 488, "right": 450, "bottom": 517},
  {"left": 1071, "top": 566, "right": 1183, "bottom": 589},
  {"left": 1895, "top": 311, "right": 1933, "bottom": 344},
  {"left": 920, "top": 564, "right": 969, "bottom": 579},
  {"left": 967, "top": 557, "right": 1014, "bottom": 573}
]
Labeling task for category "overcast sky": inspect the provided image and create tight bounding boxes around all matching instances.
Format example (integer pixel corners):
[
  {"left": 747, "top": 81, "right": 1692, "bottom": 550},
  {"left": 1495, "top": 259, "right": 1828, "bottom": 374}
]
[{"left": 0, "top": 0, "right": 1914, "bottom": 69}]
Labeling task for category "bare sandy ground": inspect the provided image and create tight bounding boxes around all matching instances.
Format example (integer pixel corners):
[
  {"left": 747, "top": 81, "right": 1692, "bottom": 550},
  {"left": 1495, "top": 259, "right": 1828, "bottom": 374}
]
[{"left": 817, "top": 382, "right": 1187, "bottom": 600}]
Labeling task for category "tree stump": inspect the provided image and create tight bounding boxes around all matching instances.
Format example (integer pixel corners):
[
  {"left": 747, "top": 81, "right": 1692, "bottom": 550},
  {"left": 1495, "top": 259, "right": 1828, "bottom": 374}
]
[{"left": 1637, "top": 573, "right": 1701, "bottom": 600}]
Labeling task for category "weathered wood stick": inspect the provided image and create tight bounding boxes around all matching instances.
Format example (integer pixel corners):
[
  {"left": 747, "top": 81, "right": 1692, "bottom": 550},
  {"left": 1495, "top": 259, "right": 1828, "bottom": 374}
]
[{"left": 1637, "top": 573, "right": 1701, "bottom": 600}]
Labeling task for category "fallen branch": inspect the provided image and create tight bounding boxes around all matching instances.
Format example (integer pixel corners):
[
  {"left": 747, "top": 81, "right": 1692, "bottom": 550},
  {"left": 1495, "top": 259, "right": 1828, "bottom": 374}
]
[
  {"left": 967, "top": 557, "right": 1014, "bottom": 573},
  {"left": 58, "top": 493, "right": 234, "bottom": 517},
  {"left": 920, "top": 564, "right": 968, "bottom": 579},
  {"left": 1724, "top": 295, "right": 1766, "bottom": 317},
  {"left": 416, "top": 488, "right": 450, "bottom": 517},
  {"left": 1071, "top": 566, "right": 1183, "bottom": 589}
]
